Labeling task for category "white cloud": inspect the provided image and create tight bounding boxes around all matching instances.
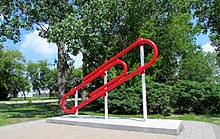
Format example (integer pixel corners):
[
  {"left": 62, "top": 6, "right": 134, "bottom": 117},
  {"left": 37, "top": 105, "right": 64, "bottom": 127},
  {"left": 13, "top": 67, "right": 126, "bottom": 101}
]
[
  {"left": 202, "top": 42, "right": 215, "bottom": 53},
  {"left": 20, "top": 30, "right": 57, "bottom": 58},
  {"left": 20, "top": 28, "right": 82, "bottom": 67},
  {"left": 69, "top": 52, "right": 83, "bottom": 68}
]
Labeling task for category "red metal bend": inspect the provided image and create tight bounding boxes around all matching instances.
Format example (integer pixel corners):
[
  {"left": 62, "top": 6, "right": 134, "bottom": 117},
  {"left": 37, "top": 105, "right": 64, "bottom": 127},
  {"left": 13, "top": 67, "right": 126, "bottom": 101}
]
[
  {"left": 61, "top": 38, "right": 158, "bottom": 114},
  {"left": 61, "top": 60, "right": 128, "bottom": 113}
]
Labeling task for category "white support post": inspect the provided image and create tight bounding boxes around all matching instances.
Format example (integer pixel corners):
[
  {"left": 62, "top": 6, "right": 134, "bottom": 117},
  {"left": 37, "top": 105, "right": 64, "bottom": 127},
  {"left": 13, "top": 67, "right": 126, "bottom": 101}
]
[
  {"left": 140, "top": 42, "right": 147, "bottom": 121},
  {"left": 75, "top": 88, "right": 78, "bottom": 115},
  {"left": 104, "top": 71, "right": 108, "bottom": 119}
]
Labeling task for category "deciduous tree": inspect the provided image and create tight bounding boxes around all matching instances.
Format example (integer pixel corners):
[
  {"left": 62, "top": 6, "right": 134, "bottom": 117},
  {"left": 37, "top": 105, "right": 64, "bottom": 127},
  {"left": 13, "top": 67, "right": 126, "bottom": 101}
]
[
  {"left": 194, "top": 0, "right": 220, "bottom": 65},
  {"left": 0, "top": 0, "right": 78, "bottom": 108},
  {"left": 179, "top": 51, "right": 218, "bottom": 83},
  {"left": 0, "top": 44, "right": 26, "bottom": 100}
]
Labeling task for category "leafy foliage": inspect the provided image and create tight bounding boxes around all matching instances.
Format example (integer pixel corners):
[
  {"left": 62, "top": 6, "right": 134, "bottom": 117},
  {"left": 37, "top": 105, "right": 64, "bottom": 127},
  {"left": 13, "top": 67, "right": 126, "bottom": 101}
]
[
  {"left": 0, "top": 44, "right": 26, "bottom": 100},
  {"left": 0, "top": 0, "right": 75, "bottom": 43},
  {"left": 0, "top": 0, "right": 80, "bottom": 105},
  {"left": 65, "top": 67, "right": 83, "bottom": 91},
  {"left": 89, "top": 80, "right": 220, "bottom": 115},
  {"left": 52, "top": 0, "right": 220, "bottom": 115},
  {"left": 27, "top": 60, "right": 57, "bottom": 96},
  {"left": 140, "top": 4, "right": 199, "bottom": 82},
  {"left": 179, "top": 51, "right": 219, "bottom": 83},
  {"left": 194, "top": 0, "right": 220, "bottom": 65},
  {"left": 0, "top": 0, "right": 219, "bottom": 116},
  {"left": 26, "top": 61, "right": 41, "bottom": 95},
  {"left": 147, "top": 82, "right": 173, "bottom": 116},
  {"left": 173, "top": 80, "right": 220, "bottom": 114}
]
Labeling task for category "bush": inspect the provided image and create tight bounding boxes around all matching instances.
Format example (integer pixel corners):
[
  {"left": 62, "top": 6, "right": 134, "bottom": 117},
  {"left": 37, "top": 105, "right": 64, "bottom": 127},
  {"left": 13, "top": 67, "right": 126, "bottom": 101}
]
[
  {"left": 0, "top": 86, "right": 10, "bottom": 101},
  {"left": 173, "top": 80, "right": 220, "bottom": 114},
  {"left": 89, "top": 83, "right": 142, "bottom": 114},
  {"left": 172, "top": 80, "right": 203, "bottom": 114},
  {"left": 200, "top": 83, "right": 220, "bottom": 114},
  {"left": 147, "top": 82, "right": 173, "bottom": 115},
  {"left": 109, "top": 87, "right": 141, "bottom": 114},
  {"left": 89, "top": 79, "right": 220, "bottom": 115}
]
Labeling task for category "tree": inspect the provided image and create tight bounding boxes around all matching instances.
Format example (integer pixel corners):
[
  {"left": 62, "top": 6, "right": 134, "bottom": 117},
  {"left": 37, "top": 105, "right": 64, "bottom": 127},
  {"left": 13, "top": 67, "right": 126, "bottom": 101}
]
[
  {"left": 20, "top": 76, "right": 31, "bottom": 100},
  {"left": 140, "top": 1, "right": 201, "bottom": 83},
  {"left": 38, "top": 60, "right": 58, "bottom": 98},
  {"left": 65, "top": 67, "right": 84, "bottom": 99},
  {"left": 178, "top": 50, "right": 218, "bottom": 83},
  {"left": 49, "top": 0, "right": 151, "bottom": 112},
  {"left": 38, "top": 60, "right": 51, "bottom": 90},
  {"left": 0, "top": 0, "right": 79, "bottom": 108},
  {"left": 27, "top": 61, "right": 41, "bottom": 95},
  {"left": 27, "top": 60, "right": 57, "bottom": 97},
  {"left": 58, "top": 0, "right": 201, "bottom": 83},
  {"left": 48, "top": 68, "right": 58, "bottom": 98},
  {"left": 0, "top": 44, "right": 26, "bottom": 100},
  {"left": 194, "top": 0, "right": 220, "bottom": 65},
  {"left": 56, "top": 0, "right": 219, "bottom": 114}
]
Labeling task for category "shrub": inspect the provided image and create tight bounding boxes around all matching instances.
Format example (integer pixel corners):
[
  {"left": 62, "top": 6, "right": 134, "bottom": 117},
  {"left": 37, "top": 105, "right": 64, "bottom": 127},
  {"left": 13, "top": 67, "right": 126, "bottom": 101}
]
[
  {"left": 0, "top": 86, "right": 10, "bottom": 101},
  {"left": 172, "top": 80, "right": 202, "bottom": 114},
  {"left": 200, "top": 83, "right": 220, "bottom": 114},
  {"left": 89, "top": 83, "right": 142, "bottom": 114},
  {"left": 147, "top": 82, "right": 173, "bottom": 116},
  {"left": 173, "top": 80, "right": 220, "bottom": 114},
  {"left": 89, "top": 79, "right": 220, "bottom": 115},
  {"left": 108, "top": 87, "right": 141, "bottom": 114}
]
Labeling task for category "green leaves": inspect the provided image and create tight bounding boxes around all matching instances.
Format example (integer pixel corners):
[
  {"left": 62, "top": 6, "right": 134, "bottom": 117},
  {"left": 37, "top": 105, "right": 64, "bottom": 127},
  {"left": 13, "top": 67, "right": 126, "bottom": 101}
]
[
  {"left": 0, "top": 44, "right": 26, "bottom": 100},
  {"left": 179, "top": 50, "right": 218, "bottom": 83},
  {"left": 147, "top": 82, "right": 173, "bottom": 116},
  {"left": 1, "top": 0, "right": 75, "bottom": 45},
  {"left": 173, "top": 80, "right": 220, "bottom": 114},
  {"left": 26, "top": 60, "right": 57, "bottom": 95},
  {"left": 193, "top": 0, "right": 220, "bottom": 66},
  {"left": 140, "top": 1, "right": 199, "bottom": 82}
]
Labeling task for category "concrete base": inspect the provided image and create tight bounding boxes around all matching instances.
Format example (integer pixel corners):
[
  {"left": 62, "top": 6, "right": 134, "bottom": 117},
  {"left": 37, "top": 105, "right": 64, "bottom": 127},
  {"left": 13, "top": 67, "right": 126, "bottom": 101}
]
[{"left": 46, "top": 115, "right": 183, "bottom": 135}]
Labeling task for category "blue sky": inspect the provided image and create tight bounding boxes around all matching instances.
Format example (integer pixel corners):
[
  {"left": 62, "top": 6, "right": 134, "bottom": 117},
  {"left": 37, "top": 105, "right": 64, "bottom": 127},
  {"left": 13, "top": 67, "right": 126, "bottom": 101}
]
[
  {"left": 3, "top": 29, "right": 82, "bottom": 68},
  {"left": 2, "top": 27, "right": 214, "bottom": 68}
]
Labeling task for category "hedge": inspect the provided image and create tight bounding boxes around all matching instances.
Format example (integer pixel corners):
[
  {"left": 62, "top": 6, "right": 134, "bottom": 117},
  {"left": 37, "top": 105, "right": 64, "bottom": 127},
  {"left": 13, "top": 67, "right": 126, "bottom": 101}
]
[{"left": 89, "top": 80, "right": 220, "bottom": 115}]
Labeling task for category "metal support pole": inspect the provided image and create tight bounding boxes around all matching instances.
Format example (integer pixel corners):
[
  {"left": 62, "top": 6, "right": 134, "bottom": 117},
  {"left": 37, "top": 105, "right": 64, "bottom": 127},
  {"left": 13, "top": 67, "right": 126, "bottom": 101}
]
[
  {"left": 104, "top": 71, "right": 108, "bottom": 119},
  {"left": 75, "top": 88, "right": 78, "bottom": 115},
  {"left": 140, "top": 42, "right": 147, "bottom": 121}
]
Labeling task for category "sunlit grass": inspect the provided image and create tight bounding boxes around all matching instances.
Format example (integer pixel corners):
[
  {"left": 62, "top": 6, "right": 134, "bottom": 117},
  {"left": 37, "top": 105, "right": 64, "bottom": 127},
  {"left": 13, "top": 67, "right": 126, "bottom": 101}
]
[
  {"left": 0, "top": 117, "right": 41, "bottom": 126},
  {"left": 0, "top": 103, "right": 219, "bottom": 126},
  {"left": 0, "top": 102, "right": 61, "bottom": 126},
  {"left": 8, "top": 96, "right": 57, "bottom": 101}
]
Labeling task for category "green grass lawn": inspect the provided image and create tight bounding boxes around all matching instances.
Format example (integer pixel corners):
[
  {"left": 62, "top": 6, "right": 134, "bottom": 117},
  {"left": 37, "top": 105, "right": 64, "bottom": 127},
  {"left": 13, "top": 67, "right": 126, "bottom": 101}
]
[
  {"left": 0, "top": 103, "right": 219, "bottom": 126},
  {"left": 8, "top": 96, "right": 58, "bottom": 101},
  {"left": 0, "top": 102, "right": 61, "bottom": 126}
]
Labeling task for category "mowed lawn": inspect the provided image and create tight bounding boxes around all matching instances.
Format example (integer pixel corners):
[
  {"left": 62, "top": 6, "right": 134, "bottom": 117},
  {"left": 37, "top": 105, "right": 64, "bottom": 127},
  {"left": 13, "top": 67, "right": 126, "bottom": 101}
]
[
  {"left": 0, "top": 102, "right": 219, "bottom": 126},
  {"left": 0, "top": 102, "right": 61, "bottom": 126}
]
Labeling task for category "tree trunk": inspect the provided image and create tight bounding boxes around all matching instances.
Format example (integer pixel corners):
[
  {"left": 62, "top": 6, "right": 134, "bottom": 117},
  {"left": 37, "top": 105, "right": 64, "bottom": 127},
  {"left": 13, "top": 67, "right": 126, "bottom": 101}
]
[
  {"left": 49, "top": 88, "right": 52, "bottom": 99},
  {"left": 79, "top": 89, "right": 86, "bottom": 102},
  {"left": 22, "top": 91, "right": 26, "bottom": 100},
  {"left": 37, "top": 89, "right": 41, "bottom": 96},
  {"left": 13, "top": 90, "right": 18, "bottom": 98},
  {"left": 58, "top": 41, "right": 66, "bottom": 113}
]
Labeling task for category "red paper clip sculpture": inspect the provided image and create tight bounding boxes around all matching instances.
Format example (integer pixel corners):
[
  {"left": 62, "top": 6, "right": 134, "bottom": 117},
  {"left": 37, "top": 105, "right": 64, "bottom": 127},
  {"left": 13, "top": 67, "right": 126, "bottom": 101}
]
[{"left": 61, "top": 38, "right": 158, "bottom": 114}]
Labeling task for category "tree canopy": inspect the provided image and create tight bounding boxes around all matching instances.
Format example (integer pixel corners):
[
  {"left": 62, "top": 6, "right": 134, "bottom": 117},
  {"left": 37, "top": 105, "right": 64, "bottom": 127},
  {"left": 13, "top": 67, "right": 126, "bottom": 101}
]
[
  {"left": 194, "top": 0, "right": 220, "bottom": 65},
  {"left": 0, "top": 44, "right": 26, "bottom": 100},
  {"left": 0, "top": 0, "right": 219, "bottom": 114}
]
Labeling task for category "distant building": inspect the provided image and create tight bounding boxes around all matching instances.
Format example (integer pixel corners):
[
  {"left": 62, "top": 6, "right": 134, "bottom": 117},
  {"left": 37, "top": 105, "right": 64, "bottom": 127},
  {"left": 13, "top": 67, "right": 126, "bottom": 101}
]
[
  {"left": 18, "top": 91, "right": 34, "bottom": 98},
  {"left": 18, "top": 89, "right": 50, "bottom": 97}
]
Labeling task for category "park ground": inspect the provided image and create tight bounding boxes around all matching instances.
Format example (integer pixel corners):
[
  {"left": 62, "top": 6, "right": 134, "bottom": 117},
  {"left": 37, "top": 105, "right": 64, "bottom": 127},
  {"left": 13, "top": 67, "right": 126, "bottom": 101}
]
[
  {"left": 0, "top": 98, "right": 220, "bottom": 139},
  {"left": 0, "top": 98, "right": 219, "bottom": 126}
]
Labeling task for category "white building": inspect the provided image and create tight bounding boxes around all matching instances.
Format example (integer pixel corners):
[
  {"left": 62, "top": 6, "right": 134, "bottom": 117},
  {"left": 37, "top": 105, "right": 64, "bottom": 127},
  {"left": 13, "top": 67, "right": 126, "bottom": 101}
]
[{"left": 18, "top": 91, "right": 34, "bottom": 98}]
